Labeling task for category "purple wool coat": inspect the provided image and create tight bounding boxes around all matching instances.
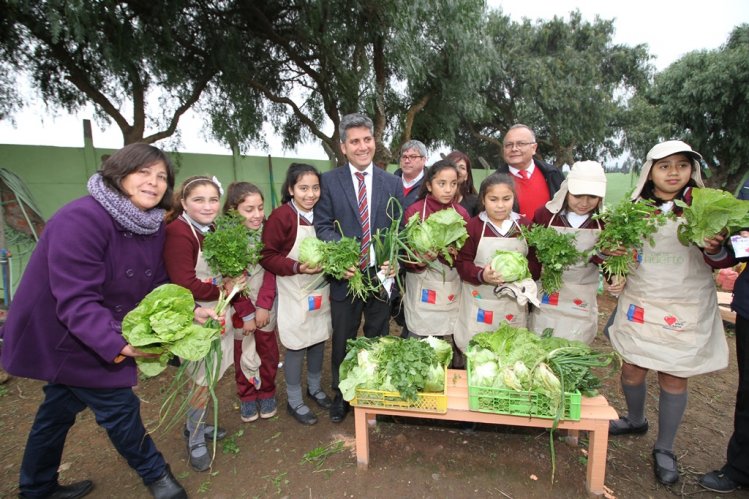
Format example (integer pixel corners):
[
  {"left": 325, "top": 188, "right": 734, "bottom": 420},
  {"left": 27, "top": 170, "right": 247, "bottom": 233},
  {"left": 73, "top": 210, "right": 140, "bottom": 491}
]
[{"left": 0, "top": 196, "right": 168, "bottom": 388}]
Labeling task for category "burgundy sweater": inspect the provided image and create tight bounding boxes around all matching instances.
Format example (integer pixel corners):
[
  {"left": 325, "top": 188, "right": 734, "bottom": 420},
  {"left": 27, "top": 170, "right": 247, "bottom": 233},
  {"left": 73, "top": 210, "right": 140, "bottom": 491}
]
[
  {"left": 260, "top": 202, "right": 314, "bottom": 276},
  {"left": 455, "top": 214, "right": 539, "bottom": 285}
]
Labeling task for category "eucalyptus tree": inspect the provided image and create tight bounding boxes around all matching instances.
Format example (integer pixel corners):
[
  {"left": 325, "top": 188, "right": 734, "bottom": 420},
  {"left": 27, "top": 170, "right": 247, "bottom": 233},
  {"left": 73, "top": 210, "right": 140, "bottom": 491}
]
[
  {"left": 458, "top": 10, "right": 651, "bottom": 168},
  {"left": 0, "top": 0, "right": 224, "bottom": 144},
  {"left": 216, "top": 0, "right": 488, "bottom": 165}
]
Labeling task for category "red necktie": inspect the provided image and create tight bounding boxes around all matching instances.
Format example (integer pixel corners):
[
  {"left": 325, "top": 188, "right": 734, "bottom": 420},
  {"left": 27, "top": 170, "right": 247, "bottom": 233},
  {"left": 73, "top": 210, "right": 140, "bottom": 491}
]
[
  {"left": 520, "top": 169, "right": 530, "bottom": 179},
  {"left": 355, "top": 172, "right": 370, "bottom": 270}
]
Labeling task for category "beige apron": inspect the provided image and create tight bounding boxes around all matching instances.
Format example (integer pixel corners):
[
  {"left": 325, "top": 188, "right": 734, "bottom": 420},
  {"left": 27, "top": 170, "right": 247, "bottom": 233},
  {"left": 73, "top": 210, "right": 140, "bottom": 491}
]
[
  {"left": 186, "top": 223, "right": 235, "bottom": 387},
  {"left": 404, "top": 203, "right": 462, "bottom": 336},
  {"left": 528, "top": 216, "right": 601, "bottom": 344},
  {"left": 455, "top": 220, "right": 529, "bottom": 352},
  {"left": 245, "top": 263, "right": 278, "bottom": 333},
  {"left": 610, "top": 218, "right": 728, "bottom": 377},
  {"left": 276, "top": 216, "right": 332, "bottom": 350},
  {"left": 228, "top": 263, "right": 273, "bottom": 386}
]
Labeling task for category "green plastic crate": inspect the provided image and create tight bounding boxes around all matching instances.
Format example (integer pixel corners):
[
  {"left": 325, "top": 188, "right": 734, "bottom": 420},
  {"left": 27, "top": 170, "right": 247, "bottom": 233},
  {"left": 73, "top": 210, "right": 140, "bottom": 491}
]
[{"left": 466, "top": 359, "right": 582, "bottom": 420}]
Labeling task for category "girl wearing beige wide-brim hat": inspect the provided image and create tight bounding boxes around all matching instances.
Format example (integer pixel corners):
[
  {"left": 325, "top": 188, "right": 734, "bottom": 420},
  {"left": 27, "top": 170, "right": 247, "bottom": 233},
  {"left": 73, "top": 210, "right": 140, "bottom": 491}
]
[
  {"left": 607, "top": 140, "right": 733, "bottom": 486},
  {"left": 527, "top": 161, "right": 608, "bottom": 345}
]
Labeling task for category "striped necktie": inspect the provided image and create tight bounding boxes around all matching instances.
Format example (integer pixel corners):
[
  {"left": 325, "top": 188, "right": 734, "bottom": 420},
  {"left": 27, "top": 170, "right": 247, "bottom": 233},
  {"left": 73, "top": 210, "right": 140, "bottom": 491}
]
[{"left": 355, "top": 172, "right": 370, "bottom": 271}]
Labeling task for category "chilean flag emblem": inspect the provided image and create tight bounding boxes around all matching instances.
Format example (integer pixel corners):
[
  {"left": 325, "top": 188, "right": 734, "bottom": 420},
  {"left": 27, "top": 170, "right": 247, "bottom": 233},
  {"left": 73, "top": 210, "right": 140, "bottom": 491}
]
[
  {"left": 421, "top": 289, "right": 437, "bottom": 304},
  {"left": 626, "top": 304, "right": 645, "bottom": 324},
  {"left": 476, "top": 309, "right": 493, "bottom": 324},
  {"left": 541, "top": 292, "right": 559, "bottom": 306},
  {"left": 308, "top": 295, "right": 323, "bottom": 311}
]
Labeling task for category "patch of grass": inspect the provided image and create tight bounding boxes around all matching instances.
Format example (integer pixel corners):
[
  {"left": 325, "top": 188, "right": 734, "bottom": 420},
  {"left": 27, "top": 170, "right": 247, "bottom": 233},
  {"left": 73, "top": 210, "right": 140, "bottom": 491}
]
[
  {"left": 302, "top": 440, "right": 345, "bottom": 469},
  {"left": 222, "top": 428, "right": 245, "bottom": 454},
  {"left": 0, "top": 385, "right": 8, "bottom": 397},
  {"left": 262, "top": 472, "right": 288, "bottom": 494}
]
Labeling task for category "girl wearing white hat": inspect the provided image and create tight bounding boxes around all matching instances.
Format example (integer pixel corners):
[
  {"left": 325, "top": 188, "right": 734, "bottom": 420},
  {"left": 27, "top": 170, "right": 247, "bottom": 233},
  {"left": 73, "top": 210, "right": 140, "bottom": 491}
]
[
  {"left": 607, "top": 141, "right": 732, "bottom": 486},
  {"left": 527, "top": 161, "right": 609, "bottom": 344}
]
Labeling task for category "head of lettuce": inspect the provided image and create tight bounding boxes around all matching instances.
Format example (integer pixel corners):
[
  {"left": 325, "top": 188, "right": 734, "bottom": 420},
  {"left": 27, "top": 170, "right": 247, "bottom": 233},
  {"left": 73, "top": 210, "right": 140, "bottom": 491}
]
[{"left": 122, "top": 284, "right": 220, "bottom": 376}]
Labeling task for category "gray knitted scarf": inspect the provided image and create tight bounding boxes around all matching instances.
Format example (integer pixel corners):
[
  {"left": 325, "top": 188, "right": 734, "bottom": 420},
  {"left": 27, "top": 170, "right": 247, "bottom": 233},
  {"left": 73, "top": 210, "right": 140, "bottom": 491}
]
[{"left": 87, "top": 173, "right": 165, "bottom": 235}]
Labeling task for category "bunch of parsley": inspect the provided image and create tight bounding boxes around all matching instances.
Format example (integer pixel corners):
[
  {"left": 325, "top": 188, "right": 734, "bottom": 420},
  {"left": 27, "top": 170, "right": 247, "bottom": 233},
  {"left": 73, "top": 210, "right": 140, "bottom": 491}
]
[
  {"left": 593, "top": 198, "right": 668, "bottom": 280},
  {"left": 202, "top": 211, "right": 255, "bottom": 278},
  {"left": 522, "top": 225, "right": 581, "bottom": 294}
]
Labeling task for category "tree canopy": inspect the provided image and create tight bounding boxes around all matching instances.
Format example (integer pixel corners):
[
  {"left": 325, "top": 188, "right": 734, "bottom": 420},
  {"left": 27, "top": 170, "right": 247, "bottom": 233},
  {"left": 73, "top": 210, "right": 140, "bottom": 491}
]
[
  {"left": 1, "top": 1, "right": 745, "bottom": 185},
  {"left": 632, "top": 24, "right": 749, "bottom": 192}
]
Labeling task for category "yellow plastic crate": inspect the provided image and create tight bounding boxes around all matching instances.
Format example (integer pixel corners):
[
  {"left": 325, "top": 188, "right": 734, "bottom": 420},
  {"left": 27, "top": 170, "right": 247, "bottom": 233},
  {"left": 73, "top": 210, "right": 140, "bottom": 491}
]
[
  {"left": 350, "top": 367, "right": 448, "bottom": 414},
  {"left": 466, "top": 359, "right": 581, "bottom": 420}
]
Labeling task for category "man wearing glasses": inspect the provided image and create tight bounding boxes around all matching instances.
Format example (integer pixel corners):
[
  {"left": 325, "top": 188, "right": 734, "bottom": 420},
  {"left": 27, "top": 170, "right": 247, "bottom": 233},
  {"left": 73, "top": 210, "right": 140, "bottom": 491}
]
[
  {"left": 395, "top": 140, "right": 428, "bottom": 209},
  {"left": 499, "top": 124, "right": 564, "bottom": 218}
]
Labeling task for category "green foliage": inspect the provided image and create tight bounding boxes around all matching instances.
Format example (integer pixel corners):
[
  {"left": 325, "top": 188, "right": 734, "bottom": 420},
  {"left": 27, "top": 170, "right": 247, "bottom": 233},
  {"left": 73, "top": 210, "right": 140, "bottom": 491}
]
[
  {"left": 202, "top": 211, "right": 255, "bottom": 278},
  {"left": 0, "top": 0, "right": 224, "bottom": 144},
  {"left": 301, "top": 441, "right": 345, "bottom": 469},
  {"left": 522, "top": 225, "right": 581, "bottom": 293},
  {"left": 338, "top": 336, "right": 452, "bottom": 402},
  {"left": 297, "top": 235, "right": 375, "bottom": 300},
  {"left": 121, "top": 284, "right": 220, "bottom": 377},
  {"left": 675, "top": 187, "right": 749, "bottom": 247},
  {"left": 593, "top": 197, "right": 668, "bottom": 279},
  {"left": 403, "top": 208, "right": 469, "bottom": 266},
  {"left": 643, "top": 25, "right": 749, "bottom": 192},
  {"left": 222, "top": 429, "right": 245, "bottom": 455},
  {"left": 490, "top": 251, "right": 531, "bottom": 282}
]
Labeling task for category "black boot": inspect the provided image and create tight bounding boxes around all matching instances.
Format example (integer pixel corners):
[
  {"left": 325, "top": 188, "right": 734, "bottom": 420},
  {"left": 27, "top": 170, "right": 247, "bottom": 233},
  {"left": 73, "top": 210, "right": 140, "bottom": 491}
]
[{"left": 147, "top": 465, "right": 187, "bottom": 499}]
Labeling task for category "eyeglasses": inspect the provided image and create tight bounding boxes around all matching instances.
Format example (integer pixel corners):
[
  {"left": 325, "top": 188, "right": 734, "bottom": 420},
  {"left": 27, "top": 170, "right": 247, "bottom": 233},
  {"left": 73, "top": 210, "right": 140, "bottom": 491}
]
[
  {"left": 401, "top": 155, "right": 424, "bottom": 161},
  {"left": 503, "top": 141, "right": 536, "bottom": 150}
]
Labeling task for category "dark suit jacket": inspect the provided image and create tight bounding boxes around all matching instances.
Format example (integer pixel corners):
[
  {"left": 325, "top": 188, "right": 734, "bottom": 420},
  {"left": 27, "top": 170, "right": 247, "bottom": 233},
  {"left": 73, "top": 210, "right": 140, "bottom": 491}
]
[{"left": 315, "top": 164, "right": 405, "bottom": 301}]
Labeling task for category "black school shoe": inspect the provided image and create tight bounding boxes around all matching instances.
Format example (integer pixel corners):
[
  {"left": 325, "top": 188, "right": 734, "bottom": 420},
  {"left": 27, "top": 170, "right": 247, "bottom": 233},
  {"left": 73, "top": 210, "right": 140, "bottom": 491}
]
[
  {"left": 19, "top": 480, "right": 94, "bottom": 499},
  {"left": 287, "top": 402, "right": 318, "bottom": 425},
  {"left": 608, "top": 416, "right": 648, "bottom": 436},
  {"left": 699, "top": 470, "right": 740, "bottom": 493},
  {"left": 183, "top": 424, "right": 227, "bottom": 440},
  {"left": 653, "top": 448, "right": 679, "bottom": 485}
]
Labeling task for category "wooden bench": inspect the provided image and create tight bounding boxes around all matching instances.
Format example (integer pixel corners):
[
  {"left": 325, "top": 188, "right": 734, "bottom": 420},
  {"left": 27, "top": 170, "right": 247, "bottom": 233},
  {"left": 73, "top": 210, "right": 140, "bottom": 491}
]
[{"left": 354, "top": 369, "right": 617, "bottom": 497}]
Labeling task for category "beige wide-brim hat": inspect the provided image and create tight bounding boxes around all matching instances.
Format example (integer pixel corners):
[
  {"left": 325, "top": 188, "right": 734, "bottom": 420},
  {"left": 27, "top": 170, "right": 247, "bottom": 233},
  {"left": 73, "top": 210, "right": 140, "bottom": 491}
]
[
  {"left": 631, "top": 140, "right": 704, "bottom": 201},
  {"left": 546, "top": 160, "right": 607, "bottom": 213}
]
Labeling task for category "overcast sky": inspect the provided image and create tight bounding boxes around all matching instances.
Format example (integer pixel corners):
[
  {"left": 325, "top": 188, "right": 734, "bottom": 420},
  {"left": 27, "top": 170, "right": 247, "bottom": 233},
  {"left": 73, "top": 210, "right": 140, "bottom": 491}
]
[{"left": 2, "top": 0, "right": 748, "bottom": 160}]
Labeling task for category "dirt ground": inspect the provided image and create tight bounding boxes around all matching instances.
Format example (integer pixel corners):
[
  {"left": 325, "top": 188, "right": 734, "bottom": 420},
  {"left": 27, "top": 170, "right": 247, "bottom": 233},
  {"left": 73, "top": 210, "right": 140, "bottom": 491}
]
[{"left": 0, "top": 293, "right": 746, "bottom": 499}]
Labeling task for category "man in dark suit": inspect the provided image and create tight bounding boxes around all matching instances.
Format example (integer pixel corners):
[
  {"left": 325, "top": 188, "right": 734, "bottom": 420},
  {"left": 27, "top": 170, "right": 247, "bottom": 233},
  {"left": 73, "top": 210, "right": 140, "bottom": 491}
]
[
  {"left": 496, "top": 124, "right": 564, "bottom": 218},
  {"left": 315, "top": 113, "right": 404, "bottom": 423}
]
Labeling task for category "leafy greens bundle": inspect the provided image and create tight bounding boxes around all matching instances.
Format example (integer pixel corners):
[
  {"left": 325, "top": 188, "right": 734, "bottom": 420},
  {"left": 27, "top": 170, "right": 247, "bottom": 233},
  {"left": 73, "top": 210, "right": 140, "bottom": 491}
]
[
  {"left": 593, "top": 197, "right": 668, "bottom": 280},
  {"left": 521, "top": 225, "right": 581, "bottom": 293},
  {"left": 403, "top": 208, "right": 468, "bottom": 265},
  {"left": 298, "top": 236, "right": 375, "bottom": 300},
  {"left": 338, "top": 335, "right": 453, "bottom": 402},
  {"left": 122, "top": 284, "right": 220, "bottom": 377},
  {"left": 675, "top": 187, "right": 749, "bottom": 247},
  {"left": 202, "top": 211, "right": 257, "bottom": 278},
  {"left": 490, "top": 250, "right": 531, "bottom": 282}
]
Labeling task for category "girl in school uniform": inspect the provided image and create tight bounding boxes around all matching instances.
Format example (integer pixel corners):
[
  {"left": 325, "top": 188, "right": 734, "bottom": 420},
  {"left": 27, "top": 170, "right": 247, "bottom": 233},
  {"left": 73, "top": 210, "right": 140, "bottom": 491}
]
[
  {"left": 222, "top": 182, "right": 280, "bottom": 423},
  {"left": 455, "top": 172, "right": 539, "bottom": 354},
  {"left": 608, "top": 141, "right": 732, "bottom": 485},
  {"left": 163, "top": 175, "right": 237, "bottom": 472},
  {"left": 528, "top": 161, "right": 608, "bottom": 344},
  {"left": 260, "top": 163, "right": 332, "bottom": 426},
  {"left": 402, "top": 160, "right": 469, "bottom": 345}
]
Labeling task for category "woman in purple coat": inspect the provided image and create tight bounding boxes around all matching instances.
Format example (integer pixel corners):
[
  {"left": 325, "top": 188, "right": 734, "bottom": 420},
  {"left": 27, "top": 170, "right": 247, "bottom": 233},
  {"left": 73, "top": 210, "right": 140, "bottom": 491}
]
[{"left": 0, "top": 144, "right": 214, "bottom": 499}]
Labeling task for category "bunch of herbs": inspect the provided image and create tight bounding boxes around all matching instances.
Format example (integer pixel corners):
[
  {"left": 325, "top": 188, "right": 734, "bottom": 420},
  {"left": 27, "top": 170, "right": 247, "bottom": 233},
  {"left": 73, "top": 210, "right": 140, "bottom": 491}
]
[{"left": 522, "top": 225, "right": 581, "bottom": 293}]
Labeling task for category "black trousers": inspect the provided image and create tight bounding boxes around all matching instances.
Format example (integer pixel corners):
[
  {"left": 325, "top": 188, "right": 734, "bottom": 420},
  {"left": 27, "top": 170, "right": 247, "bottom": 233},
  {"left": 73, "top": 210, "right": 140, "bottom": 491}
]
[
  {"left": 19, "top": 383, "right": 167, "bottom": 497},
  {"left": 726, "top": 313, "right": 749, "bottom": 484},
  {"left": 330, "top": 292, "right": 390, "bottom": 392}
]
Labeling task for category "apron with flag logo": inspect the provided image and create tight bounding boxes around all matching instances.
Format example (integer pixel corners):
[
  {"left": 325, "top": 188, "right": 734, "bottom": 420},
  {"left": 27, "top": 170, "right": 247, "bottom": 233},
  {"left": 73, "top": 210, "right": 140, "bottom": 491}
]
[
  {"left": 610, "top": 217, "right": 728, "bottom": 377},
  {"left": 276, "top": 215, "right": 332, "bottom": 350},
  {"left": 455, "top": 220, "right": 529, "bottom": 352},
  {"left": 529, "top": 216, "right": 601, "bottom": 344},
  {"left": 186, "top": 222, "right": 236, "bottom": 386},
  {"left": 404, "top": 201, "right": 462, "bottom": 336}
]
